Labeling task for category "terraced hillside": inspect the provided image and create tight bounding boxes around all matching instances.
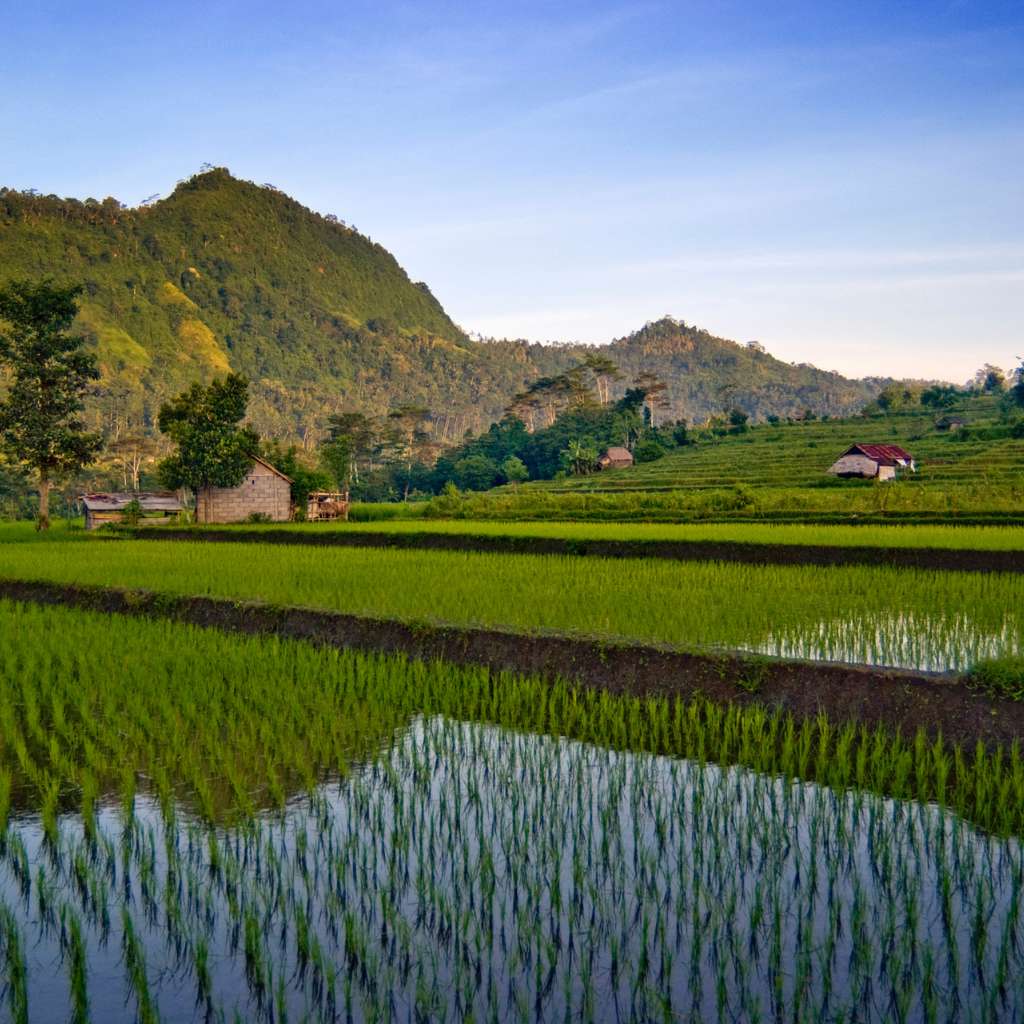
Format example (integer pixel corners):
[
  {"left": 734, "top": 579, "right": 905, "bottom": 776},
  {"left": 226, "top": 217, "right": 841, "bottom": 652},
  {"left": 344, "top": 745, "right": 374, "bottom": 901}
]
[
  {"left": 433, "top": 395, "right": 1024, "bottom": 521},
  {"left": 554, "top": 397, "right": 1021, "bottom": 493}
]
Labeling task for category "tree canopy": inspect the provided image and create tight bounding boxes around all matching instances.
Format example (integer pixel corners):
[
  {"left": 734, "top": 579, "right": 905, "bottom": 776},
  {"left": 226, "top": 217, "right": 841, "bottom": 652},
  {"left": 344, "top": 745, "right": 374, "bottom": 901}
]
[
  {"left": 157, "top": 373, "right": 259, "bottom": 491},
  {"left": 0, "top": 279, "right": 102, "bottom": 528}
]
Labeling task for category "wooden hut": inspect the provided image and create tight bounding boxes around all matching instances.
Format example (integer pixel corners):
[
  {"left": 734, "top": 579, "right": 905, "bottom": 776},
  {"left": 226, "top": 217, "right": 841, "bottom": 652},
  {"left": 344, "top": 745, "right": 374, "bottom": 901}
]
[
  {"left": 306, "top": 491, "right": 350, "bottom": 522},
  {"left": 81, "top": 492, "right": 185, "bottom": 530},
  {"left": 195, "top": 456, "right": 293, "bottom": 524},
  {"left": 597, "top": 446, "right": 634, "bottom": 470}
]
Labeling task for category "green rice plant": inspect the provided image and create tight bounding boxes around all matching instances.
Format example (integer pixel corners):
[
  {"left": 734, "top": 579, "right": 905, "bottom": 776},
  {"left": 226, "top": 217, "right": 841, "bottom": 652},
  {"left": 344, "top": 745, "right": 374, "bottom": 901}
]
[
  {"left": 2, "top": 534, "right": 1023, "bottom": 672},
  {"left": 0, "top": 903, "right": 28, "bottom": 1024},
  {"left": 0, "top": 600, "right": 1023, "bottom": 1019}
]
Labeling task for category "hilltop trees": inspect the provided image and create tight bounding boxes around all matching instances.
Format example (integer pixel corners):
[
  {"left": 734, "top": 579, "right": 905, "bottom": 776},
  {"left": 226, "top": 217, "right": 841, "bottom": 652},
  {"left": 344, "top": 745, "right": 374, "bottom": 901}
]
[
  {"left": 0, "top": 280, "right": 102, "bottom": 529},
  {"left": 157, "top": 374, "right": 259, "bottom": 492}
]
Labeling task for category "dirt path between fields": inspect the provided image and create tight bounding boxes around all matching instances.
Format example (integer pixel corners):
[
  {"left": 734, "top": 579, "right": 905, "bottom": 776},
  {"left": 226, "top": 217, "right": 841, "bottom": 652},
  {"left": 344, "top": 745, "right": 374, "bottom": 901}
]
[
  {"left": 2, "top": 577, "right": 1020, "bottom": 750},
  {"left": 130, "top": 527, "right": 1024, "bottom": 573}
]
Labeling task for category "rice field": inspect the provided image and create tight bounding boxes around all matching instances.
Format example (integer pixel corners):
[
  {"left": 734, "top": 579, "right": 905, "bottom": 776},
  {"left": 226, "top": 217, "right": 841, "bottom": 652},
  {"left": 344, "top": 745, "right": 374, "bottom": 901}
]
[
  {"left": 2, "top": 532, "right": 1022, "bottom": 671},
  {"left": 3, "top": 601, "right": 1024, "bottom": 1022}
]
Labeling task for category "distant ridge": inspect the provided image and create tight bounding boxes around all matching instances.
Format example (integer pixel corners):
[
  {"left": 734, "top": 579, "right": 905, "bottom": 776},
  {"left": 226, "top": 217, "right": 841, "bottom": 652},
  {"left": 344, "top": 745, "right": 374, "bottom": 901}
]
[{"left": 0, "top": 169, "right": 879, "bottom": 441}]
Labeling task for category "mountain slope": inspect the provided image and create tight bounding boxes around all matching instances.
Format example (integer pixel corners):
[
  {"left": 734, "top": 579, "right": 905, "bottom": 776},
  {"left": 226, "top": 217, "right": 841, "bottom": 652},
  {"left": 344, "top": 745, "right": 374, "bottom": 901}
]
[{"left": 0, "top": 169, "right": 878, "bottom": 441}]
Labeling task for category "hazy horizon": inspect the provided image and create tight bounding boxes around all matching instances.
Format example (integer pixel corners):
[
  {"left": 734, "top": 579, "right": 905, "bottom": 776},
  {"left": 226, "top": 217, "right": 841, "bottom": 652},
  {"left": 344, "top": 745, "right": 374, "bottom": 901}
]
[{"left": 3, "top": 1, "right": 1021, "bottom": 381}]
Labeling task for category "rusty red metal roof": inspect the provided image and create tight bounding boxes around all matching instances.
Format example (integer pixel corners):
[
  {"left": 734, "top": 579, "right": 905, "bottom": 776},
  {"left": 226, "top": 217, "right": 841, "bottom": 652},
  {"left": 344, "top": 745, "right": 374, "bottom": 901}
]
[{"left": 843, "top": 443, "right": 914, "bottom": 465}]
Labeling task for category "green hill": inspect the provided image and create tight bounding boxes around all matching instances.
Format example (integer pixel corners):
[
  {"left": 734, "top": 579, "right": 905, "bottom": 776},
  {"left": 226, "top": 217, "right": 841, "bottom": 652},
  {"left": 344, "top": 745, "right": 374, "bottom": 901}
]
[{"left": 1, "top": 169, "right": 878, "bottom": 441}]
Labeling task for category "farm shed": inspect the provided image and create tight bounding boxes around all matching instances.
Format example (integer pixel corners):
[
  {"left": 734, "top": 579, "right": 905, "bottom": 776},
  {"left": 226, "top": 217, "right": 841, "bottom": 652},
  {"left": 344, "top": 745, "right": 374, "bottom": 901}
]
[
  {"left": 81, "top": 492, "right": 184, "bottom": 530},
  {"left": 935, "top": 416, "right": 966, "bottom": 432},
  {"left": 827, "top": 443, "right": 915, "bottom": 481},
  {"left": 597, "top": 446, "right": 634, "bottom": 470},
  {"left": 306, "top": 491, "right": 350, "bottom": 522},
  {"left": 195, "top": 456, "right": 293, "bottom": 524}
]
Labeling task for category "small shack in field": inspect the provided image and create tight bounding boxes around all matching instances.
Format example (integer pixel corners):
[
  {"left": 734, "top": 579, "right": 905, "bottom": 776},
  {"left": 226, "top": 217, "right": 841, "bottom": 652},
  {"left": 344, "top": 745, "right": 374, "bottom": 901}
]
[
  {"left": 935, "top": 415, "right": 966, "bottom": 432},
  {"left": 827, "top": 443, "right": 915, "bottom": 481},
  {"left": 195, "top": 455, "right": 293, "bottom": 524},
  {"left": 597, "top": 446, "right": 634, "bottom": 470},
  {"left": 81, "top": 492, "right": 185, "bottom": 530},
  {"left": 306, "top": 491, "right": 350, "bottom": 522}
]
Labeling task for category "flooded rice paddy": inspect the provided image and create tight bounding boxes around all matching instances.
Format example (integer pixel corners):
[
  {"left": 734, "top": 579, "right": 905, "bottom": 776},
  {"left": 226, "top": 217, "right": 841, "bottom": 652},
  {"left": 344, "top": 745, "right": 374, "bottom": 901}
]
[{"left": 3, "top": 714, "right": 1024, "bottom": 1023}]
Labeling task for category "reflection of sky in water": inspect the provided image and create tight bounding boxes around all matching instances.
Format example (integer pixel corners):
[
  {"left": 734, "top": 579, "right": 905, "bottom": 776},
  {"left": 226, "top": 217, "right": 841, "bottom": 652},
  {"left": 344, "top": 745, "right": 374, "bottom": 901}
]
[
  {"left": 751, "top": 611, "right": 1020, "bottom": 672},
  {"left": 2, "top": 715, "right": 1022, "bottom": 1022}
]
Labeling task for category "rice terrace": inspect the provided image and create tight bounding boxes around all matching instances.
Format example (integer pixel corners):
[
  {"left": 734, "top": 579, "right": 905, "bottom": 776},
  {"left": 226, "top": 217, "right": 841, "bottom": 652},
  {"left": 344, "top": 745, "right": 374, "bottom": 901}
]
[{"left": 4, "top": 4, "right": 1024, "bottom": 1022}]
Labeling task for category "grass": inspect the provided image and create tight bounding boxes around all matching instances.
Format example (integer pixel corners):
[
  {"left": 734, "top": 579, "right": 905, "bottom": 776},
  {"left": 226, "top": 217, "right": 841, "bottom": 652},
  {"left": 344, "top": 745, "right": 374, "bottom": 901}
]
[
  {"left": 1, "top": 601, "right": 1024, "bottom": 1020},
  {"left": 1, "top": 531, "right": 1021, "bottom": 671}
]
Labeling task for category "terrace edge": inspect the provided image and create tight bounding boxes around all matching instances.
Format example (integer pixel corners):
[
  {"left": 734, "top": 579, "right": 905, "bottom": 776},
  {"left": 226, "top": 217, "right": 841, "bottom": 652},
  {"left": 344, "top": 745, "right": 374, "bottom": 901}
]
[{"left": 1, "top": 576, "right": 1020, "bottom": 750}]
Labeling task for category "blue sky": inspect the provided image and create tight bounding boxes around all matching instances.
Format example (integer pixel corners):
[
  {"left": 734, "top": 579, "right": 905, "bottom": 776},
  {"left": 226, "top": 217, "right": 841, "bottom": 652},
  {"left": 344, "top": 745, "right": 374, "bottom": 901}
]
[{"left": 2, "top": 1, "right": 1022, "bottom": 380}]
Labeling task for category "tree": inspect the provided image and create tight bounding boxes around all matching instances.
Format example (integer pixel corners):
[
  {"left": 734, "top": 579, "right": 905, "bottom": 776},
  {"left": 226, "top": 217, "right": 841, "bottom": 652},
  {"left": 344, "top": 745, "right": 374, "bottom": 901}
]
[
  {"left": 501, "top": 455, "right": 529, "bottom": 488},
  {"left": 581, "top": 354, "right": 622, "bottom": 404},
  {"left": 560, "top": 439, "right": 598, "bottom": 476},
  {"left": 386, "top": 405, "right": 435, "bottom": 500},
  {"left": 920, "top": 384, "right": 960, "bottom": 409},
  {"left": 108, "top": 433, "right": 160, "bottom": 491},
  {"left": 452, "top": 454, "right": 499, "bottom": 491},
  {"left": 971, "top": 364, "right": 1006, "bottom": 393},
  {"left": 323, "top": 412, "right": 377, "bottom": 483},
  {"left": 262, "top": 441, "right": 331, "bottom": 512},
  {"left": 728, "top": 408, "right": 749, "bottom": 432},
  {"left": 0, "top": 280, "right": 102, "bottom": 529},
  {"left": 633, "top": 439, "right": 666, "bottom": 463},
  {"left": 1010, "top": 359, "right": 1024, "bottom": 408},
  {"left": 319, "top": 435, "right": 352, "bottom": 491},
  {"left": 157, "top": 374, "right": 259, "bottom": 492},
  {"left": 632, "top": 373, "right": 670, "bottom": 427}
]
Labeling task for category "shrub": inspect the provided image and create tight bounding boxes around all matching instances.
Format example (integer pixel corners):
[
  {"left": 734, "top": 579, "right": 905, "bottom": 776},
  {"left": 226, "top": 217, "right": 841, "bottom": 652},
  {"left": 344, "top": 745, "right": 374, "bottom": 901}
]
[
  {"left": 633, "top": 440, "right": 666, "bottom": 463},
  {"left": 967, "top": 657, "right": 1024, "bottom": 701}
]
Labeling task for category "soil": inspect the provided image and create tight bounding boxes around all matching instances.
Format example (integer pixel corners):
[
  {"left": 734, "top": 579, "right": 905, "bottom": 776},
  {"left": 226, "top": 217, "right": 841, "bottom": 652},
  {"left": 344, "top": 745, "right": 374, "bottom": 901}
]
[
  {"left": 3, "top": 577, "right": 1021, "bottom": 751},
  {"left": 132, "top": 527, "right": 1024, "bottom": 574}
]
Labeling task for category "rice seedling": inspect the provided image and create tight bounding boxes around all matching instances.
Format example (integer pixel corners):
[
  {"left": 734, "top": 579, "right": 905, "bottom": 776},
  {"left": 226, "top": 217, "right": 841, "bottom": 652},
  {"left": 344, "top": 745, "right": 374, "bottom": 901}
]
[
  {"left": 2, "top": 533, "right": 1023, "bottom": 671},
  {"left": 0, "top": 600, "right": 1022, "bottom": 1020}
]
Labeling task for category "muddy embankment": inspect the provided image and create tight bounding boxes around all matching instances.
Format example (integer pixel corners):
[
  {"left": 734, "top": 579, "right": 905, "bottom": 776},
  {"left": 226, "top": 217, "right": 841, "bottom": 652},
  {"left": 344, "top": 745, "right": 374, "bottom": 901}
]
[
  {"left": 131, "top": 528, "right": 1024, "bottom": 574},
  {"left": 2, "top": 577, "right": 1020, "bottom": 750}
]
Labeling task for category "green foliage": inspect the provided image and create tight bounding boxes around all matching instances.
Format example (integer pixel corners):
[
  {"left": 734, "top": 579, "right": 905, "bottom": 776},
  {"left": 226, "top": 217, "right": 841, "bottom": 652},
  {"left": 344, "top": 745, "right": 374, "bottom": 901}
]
[
  {"left": 261, "top": 440, "right": 331, "bottom": 507},
  {"left": 633, "top": 440, "right": 666, "bottom": 463},
  {"left": 452, "top": 454, "right": 500, "bottom": 491},
  {"left": 968, "top": 657, "right": 1024, "bottom": 701},
  {"left": 122, "top": 498, "right": 142, "bottom": 526},
  {"left": 561, "top": 439, "right": 599, "bottom": 476},
  {"left": 500, "top": 454, "right": 529, "bottom": 486},
  {"left": 0, "top": 280, "right": 102, "bottom": 529},
  {"left": 157, "top": 373, "right": 259, "bottom": 490},
  {"left": 319, "top": 435, "right": 351, "bottom": 491},
  {"left": 0, "top": 177, "right": 878, "bottom": 447}
]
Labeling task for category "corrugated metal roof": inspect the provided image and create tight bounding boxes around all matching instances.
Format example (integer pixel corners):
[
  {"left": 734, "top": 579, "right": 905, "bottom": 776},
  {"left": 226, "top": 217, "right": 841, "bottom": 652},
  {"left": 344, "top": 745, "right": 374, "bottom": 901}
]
[
  {"left": 844, "top": 443, "right": 914, "bottom": 466},
  {"left": 80, "top": 492, "right": 184, "bottom": 512}
]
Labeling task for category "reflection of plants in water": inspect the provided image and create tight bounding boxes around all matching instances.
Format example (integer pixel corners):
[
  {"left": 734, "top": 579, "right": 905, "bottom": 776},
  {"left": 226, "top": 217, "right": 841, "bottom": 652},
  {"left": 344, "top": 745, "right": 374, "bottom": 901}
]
[
  {"left": 2, "top": 599, "right": 1024, "bottom": 837},
  {"left": 2, "top": 720, "right": 1024, "bottom": 1022},
  {"left": 2, "top": 602, "right": 1024, "bottom": 1018},
  {"left": 760, "top": 610, "right": 1021, "bottom": 672}
]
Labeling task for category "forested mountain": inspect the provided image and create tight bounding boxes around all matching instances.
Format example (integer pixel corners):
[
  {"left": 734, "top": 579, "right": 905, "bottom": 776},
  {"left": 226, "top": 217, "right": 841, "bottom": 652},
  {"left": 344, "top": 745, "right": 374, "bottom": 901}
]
[{"left": 0, "top": 168, "right": 879, "bottom": 445}]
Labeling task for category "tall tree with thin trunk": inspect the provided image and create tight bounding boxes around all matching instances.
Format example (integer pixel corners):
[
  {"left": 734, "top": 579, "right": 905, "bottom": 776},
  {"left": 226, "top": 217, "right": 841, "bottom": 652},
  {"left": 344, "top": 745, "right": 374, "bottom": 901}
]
[{"left": 0, "top": 280, "right": 101, "bottom": 529}]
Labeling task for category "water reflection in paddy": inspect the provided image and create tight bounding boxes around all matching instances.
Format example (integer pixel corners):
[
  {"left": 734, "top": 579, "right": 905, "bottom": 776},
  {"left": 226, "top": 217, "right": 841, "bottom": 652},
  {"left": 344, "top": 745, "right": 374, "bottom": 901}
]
[{"left": 2, "top": 714, "right": 1022, "bottom": 1023}]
